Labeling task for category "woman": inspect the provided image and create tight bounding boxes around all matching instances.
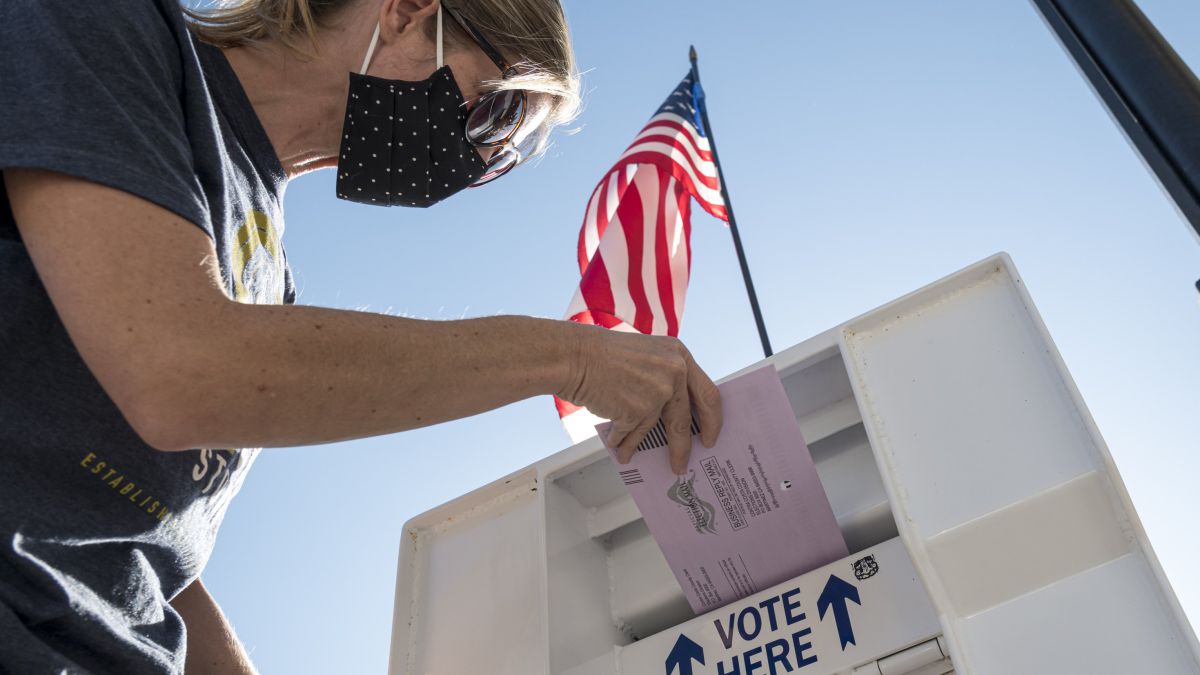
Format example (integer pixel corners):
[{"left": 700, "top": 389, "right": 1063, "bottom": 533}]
[{"left": 0, "top": 0, "right": 723, "bottom": 672}]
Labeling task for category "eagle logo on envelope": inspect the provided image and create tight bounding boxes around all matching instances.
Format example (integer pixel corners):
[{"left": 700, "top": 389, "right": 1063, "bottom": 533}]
[
  {"left": 598, "top": 367, "right": 849, "bottom": 613},
  {"left": 667, "top": 472, "right": 718, "bottom": 535}
]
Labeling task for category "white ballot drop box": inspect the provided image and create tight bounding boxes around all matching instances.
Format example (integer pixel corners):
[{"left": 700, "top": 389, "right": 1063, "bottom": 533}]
[{"left": 386, "top": 253, "right": 1200, "bottom": 675}]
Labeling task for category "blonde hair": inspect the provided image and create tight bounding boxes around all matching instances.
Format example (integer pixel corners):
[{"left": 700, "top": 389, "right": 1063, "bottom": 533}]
[{"left": 184, "top": 0, "right": 580, "bottom": 159}]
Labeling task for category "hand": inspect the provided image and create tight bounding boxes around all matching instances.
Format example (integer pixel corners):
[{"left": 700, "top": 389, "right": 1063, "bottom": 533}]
[{"left": 556, "top": 323, "right": 723, "bottom": 474}]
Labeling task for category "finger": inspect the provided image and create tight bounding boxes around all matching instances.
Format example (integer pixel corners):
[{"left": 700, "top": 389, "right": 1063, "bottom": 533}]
[
  {"left": 616, "top": 414, "right": 662, "bottom": 465},
  {"left": 604, "top": 417, "right": 639, "bottom": 455},
  {"left": 661, "top": 386, "right": 694, "bottom": 475},
  {"left": 685, "top": 352, "right": 723, "bottom": 448}
]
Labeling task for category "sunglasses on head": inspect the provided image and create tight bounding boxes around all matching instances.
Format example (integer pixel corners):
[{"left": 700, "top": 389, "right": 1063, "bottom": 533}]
[{"left": 441, "top": 3, "right": 530, "bottom": 187}]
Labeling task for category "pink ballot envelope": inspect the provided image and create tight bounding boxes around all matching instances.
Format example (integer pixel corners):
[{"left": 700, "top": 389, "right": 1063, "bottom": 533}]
[{"left": 598, "top": 366, "right": 848, "bottom": 614}]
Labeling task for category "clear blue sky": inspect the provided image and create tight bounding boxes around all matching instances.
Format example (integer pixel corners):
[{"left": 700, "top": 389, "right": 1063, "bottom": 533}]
[{"left": 200, "top": 2, "right": 1200, "bottom": 672}]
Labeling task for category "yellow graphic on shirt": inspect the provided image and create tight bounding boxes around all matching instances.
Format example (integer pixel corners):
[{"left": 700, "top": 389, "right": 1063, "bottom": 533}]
[
  {"left": 230, "top": 210, "right": 285, "bottom": 305},
  {"left": 79, "top": 451, "right": 172, "bottom": 522}
]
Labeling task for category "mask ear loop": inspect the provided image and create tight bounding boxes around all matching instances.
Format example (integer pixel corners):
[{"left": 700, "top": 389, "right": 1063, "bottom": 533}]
[
  {"left": 436, "top": 5, "right": 444, "bottom": 69},
  {"left": 359, "top": 5, "right": 441, "bottom": 76},
  {"left": 359, "top": 23, "right": 381, "bottom": 75}
]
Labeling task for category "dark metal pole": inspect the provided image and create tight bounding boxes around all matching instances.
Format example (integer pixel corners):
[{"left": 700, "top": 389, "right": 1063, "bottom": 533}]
[
  {"left": 1030, "top": 0, "right": 1200, "bottom": 289},
  {"left": 690, "top": 46, "right": 773, "bottom": 357}
]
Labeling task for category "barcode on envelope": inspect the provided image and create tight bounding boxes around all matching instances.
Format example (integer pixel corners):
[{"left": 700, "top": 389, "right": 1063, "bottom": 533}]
[
  {"left": 635, "top": 416, "right": 701, "bottom": 453},
  {"left": 618, "top": 469, "right": 643, "bottom": 486}
]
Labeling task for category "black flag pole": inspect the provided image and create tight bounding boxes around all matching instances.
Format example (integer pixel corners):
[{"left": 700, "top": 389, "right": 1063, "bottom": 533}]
[
  {"left": 689, "top": 46, "right": 773, "bottom": 357},
  {"left": 1029, "top": 0, "right": 1200, "bottom": 296}
]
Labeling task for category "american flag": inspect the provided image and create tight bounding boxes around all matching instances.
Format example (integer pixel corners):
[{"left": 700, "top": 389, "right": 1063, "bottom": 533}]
[{"left": 556, "top": 69, "right": 729, "bottom": 441}]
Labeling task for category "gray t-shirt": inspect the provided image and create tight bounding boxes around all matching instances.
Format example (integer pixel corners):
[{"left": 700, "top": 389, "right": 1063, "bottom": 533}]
[{"left": 0, "top": 1, "right": 295, "bottom": 672}]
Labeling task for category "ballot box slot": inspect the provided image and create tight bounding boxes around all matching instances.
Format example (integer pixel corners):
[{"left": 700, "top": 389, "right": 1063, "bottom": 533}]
[{"left": 542, "top": 344, "right": 911, "bottom": 673}]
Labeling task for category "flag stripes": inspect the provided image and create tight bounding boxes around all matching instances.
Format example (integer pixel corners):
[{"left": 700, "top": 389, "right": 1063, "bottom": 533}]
[{"left": 557, "top": 70, "right": 728, "bottom": 440}]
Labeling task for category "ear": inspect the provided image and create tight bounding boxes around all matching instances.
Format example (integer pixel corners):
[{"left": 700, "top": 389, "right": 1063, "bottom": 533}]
[{"left": 378, "top": 0, "right": 440, "bottom": 42}]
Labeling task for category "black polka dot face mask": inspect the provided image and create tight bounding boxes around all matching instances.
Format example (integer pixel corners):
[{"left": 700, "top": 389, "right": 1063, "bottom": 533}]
[{"left": 335, "top": 13, "right": 487, "bottom": 208}]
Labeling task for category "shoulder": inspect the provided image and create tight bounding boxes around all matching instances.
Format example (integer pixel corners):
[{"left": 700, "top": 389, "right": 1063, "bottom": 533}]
[
  {"left": 0, "top": 0, "right": 187, "bottom": 31},
  {"left": 0, "top": 0, "right": 216, "bottom": 237},
  {"left": 0, "top": 0, "right": 191, "bottom": 65},
  {"left": 0, "top": 0, "right": 200, "bottom": 148}
]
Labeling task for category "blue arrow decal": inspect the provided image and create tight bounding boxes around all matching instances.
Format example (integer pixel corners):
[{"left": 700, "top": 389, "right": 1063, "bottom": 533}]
[
  {"left": 665, "top": 633, "right": 705, "bottom": 675},
  {"left": 817, "top": 574, "right": 862, "bottom": 651}
]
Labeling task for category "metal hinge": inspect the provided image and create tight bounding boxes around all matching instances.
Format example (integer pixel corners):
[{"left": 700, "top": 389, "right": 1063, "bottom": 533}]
[{"left": 852, "top": 636, "right": 953, "bottom": 675}]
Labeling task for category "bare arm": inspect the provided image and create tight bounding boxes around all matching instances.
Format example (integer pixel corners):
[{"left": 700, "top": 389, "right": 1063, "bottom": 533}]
[
  {"left": 6, "top": 170, "right": 721, "bottom": 465},
  {"left": 170, "top": 578, "right": 256, "bottom": 675}
]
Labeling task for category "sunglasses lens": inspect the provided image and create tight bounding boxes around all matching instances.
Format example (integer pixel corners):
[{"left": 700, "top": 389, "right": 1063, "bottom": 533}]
[
  {"left": 466, "top": 90, "right": 525, "bottom": 146},
  {"left": 473, "top": 146, "right": 518, "bottom": 186}
]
